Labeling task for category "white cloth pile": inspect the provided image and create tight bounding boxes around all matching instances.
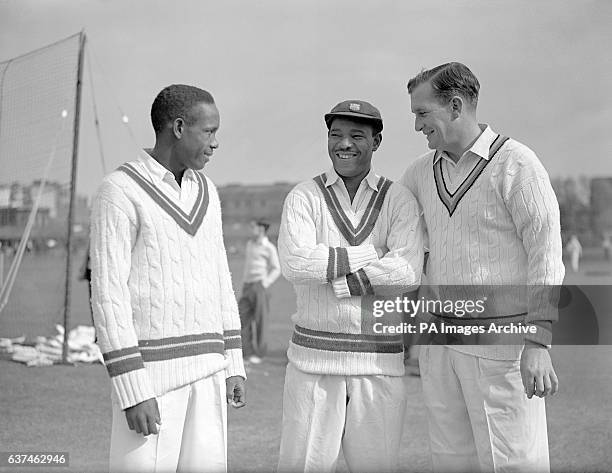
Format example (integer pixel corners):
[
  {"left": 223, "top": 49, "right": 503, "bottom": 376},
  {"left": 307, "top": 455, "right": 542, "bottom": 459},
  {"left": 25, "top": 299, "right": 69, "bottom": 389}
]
[{"left": 0, "top": 325, "right": 103, "bottom": 367}]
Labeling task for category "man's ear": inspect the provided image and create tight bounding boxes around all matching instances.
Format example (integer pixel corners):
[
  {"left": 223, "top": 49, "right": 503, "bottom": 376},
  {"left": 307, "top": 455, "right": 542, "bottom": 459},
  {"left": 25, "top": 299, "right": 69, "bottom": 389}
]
[
  {"left": 173, "top": 118, "right": 185, "bottom": 139},
  {"left": 372, "top": 132, "right": 383, "bottom": 152},
  {"left": 450, "top": 96, "right": 464, "bottom": 119}
]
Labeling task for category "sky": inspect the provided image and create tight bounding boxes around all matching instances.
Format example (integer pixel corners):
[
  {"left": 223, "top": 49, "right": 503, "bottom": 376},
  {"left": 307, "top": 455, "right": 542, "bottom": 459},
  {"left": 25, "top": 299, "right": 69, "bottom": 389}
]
[{"left": 0, "top": 0, "right": 611, "bottom": 195}]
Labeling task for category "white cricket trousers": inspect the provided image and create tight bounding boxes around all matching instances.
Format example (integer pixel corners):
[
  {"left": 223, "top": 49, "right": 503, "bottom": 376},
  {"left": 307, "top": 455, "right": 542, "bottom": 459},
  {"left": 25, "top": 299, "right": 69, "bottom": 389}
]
[
  {"left": 419, "top": 345, "right": 549, "bottom": 473},
  {"left": 109, "top": 370, "right": 227, "bottom": 473},
  {"left": 277, "top": 363, "right": 408, "bottom": 473}
]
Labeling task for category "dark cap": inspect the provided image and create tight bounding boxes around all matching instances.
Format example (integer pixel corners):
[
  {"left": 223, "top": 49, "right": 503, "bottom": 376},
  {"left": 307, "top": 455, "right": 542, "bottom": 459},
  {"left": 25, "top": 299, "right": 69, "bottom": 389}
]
[
  {"left": 324, "top": 100, "right": 383, "bottom": 132},
  {"left": 253, "top": 219, "right": 270, "bottom": 231}
]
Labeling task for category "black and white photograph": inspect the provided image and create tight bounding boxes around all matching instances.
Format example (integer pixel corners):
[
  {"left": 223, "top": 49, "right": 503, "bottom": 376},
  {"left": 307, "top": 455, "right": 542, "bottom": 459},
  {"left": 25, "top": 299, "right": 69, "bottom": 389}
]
[{"left": 0, "top": 1, "right": 611, "bottom": 472}]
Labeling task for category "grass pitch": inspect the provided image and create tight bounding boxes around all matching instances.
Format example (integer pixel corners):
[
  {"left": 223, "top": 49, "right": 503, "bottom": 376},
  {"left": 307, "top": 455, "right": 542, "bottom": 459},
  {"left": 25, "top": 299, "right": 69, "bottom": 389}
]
[{"left": 0, "top": 251, "right": 611, "bottom": 472}]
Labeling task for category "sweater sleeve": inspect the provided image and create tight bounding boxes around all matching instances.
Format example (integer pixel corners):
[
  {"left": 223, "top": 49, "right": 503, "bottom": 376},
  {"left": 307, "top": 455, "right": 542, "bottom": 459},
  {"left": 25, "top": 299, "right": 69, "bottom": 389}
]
[
  {"left": 505, "top": 156, "right": 565, "bottom": 347},
  {"left": 399, "top": 159, "right": 430, "bottom": 254},
  {"left": 90, "top": 180, "right": 155, "bottom": 410},
  {"left": 278, "top": 188, "right": 377, "bottom": 285},
  {"left": 334, "top": 186, "right": 424, "bottom": 298},
  {"left": 209, "top": 181, "right": 246, "bottom": 379}
]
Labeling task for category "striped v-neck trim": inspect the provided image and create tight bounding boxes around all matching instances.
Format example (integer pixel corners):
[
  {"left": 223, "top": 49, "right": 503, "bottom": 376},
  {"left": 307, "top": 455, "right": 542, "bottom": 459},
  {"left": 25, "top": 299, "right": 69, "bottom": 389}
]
[
  {"left": 433, "top": 134, "right": 509, "bottom": 217},
  {"left": 118, "top": 162, "right": 209, "bottom": 236},
  {"left": 314, "top": 173, "right": 392, "bottom": 246}
]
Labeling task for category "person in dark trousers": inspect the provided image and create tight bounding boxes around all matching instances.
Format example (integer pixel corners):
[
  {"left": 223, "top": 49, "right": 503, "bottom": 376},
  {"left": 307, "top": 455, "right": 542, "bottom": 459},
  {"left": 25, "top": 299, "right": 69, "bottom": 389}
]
[{"left": 239, "top": 219, "right": 280, "bottom": 364}]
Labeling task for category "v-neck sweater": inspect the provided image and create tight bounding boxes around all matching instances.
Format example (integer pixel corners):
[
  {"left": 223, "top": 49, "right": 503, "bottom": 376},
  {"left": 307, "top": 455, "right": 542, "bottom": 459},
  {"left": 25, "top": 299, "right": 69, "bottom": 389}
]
[
  {"left": 278, "top": 169, "right": 424, "bottom": 376},
  {"left": 90, "top": 156, "right": 245, "bottom": 410},
  {"left": 400, "top": 127, "right": 564, "bottom": 359}
]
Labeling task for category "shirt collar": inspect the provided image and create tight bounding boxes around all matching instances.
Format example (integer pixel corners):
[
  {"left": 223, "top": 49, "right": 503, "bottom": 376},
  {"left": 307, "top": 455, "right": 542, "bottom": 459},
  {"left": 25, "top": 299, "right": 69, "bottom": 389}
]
[
  {"left": 433, "top": 124, "right": 497, "bottom": 164},
  {"left": 324, "top": 167, "right": 380, "bottom": 192},
  {"left": 139, "top": 149, "right": 197, "bottom": 186}
]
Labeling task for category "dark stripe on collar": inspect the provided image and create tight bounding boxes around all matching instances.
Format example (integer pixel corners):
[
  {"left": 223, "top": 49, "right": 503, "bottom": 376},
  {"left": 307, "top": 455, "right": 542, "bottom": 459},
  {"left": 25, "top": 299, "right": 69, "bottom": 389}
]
[
  {"left": 433, "top": 135, "right": 509, "bottom": 217},
  {"left": 118, "top": 163, "right": 209, "bottom": 236},
  {"left": 313, "top": 173, "right": 393, "bottom": 246}
]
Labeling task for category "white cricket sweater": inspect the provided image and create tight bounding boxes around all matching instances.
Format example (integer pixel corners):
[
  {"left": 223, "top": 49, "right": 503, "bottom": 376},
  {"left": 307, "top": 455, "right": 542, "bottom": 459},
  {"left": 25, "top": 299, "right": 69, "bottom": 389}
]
[
  {"left": 90, "top": 155, "right": 245, "bottom": 410},
  {"left": 400, "top": 126, "right": 565, "bottom": 360},
  {"left": 278, "top": 168, "right": 424, "bottom": 376}
]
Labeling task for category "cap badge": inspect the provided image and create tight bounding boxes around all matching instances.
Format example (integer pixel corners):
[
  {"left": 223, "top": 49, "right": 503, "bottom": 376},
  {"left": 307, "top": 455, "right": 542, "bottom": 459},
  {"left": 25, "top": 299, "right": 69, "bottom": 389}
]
[{"left": 349, "top": 103, "right": 361, "bottom": 112}]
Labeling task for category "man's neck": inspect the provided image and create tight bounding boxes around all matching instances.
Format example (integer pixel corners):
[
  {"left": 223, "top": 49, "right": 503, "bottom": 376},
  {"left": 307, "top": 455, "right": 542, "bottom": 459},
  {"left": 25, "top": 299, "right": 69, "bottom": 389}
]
[
  {"left": 339, "top": 168, "right": 369, "bottom": 203},
  {"left": 149, "top": 144, "right": 185, "bottom": 185},
  {"left": 444, "top": 122, "right": 483, "bottom": 164}
]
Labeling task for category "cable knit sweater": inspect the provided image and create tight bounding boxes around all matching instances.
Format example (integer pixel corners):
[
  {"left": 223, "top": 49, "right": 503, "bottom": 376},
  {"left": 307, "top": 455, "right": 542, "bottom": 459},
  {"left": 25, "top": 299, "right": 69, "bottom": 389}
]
[
  {"left": 278, "top": 168, "right": 423, "bottom": 376},
  {"left": 400, "top": 125, "right": 565, "bottom": 360},
  {"left": 90, "top": 153, "right": 245, "bottom": 410}
]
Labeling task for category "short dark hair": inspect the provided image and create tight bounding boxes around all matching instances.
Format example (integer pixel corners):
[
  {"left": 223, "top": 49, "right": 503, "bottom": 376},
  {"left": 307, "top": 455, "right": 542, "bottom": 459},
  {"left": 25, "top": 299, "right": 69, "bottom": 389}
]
[
  {"left": 151, "top": 84, "right": 215, "bottom": 134},
  {"left": 253, "top": 219, "right": 270, "bottom": 232},
  {"left": 407, "top": 62, "right": 480, "bottom": 107},
  {"left": 326, "top": 116, "right": 383, "bottom": 136}
]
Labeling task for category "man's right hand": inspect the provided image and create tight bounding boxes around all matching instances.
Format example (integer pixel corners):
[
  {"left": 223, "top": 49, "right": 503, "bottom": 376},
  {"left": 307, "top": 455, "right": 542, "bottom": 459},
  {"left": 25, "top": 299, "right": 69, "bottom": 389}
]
[
  {"left": 376, "top": 246, "right": 389, "bottom": 258},
  {"left": 124, "top": 398, "right": 161, "bottom": 436}
]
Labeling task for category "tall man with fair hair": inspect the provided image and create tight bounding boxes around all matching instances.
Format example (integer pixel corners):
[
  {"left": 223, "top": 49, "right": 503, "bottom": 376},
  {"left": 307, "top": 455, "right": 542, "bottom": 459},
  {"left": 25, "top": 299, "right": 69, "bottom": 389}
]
[
  {"left": 400, "top": 63, "right": 564, "bottom": 472},
  {"left": 91, "top": 84, "right": 246, "bottom": 472},
  {"left": 277, "top": 100, "right": 423, "bottom": 472}
]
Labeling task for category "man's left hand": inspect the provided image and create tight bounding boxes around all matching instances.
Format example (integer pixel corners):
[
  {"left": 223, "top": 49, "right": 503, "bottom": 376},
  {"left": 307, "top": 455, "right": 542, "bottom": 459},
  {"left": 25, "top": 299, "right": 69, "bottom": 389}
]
[
  {"left": 520, "top": 342, "right": 559, "bottom": 399},
  {"left": 226, "top": 376, "right": 246, "bottom": 408}
]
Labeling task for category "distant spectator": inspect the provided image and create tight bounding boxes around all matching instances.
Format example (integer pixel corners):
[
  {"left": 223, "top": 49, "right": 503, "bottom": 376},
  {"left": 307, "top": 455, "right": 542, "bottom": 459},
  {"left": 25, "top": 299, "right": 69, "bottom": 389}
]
[
  {"left": 566, "top": 234, "right": 583, "bottom": 272},
  {"left": 602, "top": 235, "right": 611, "bottom": 261},
  {"left": 239, "top": 219, "right": 280, "bottom": 364}
]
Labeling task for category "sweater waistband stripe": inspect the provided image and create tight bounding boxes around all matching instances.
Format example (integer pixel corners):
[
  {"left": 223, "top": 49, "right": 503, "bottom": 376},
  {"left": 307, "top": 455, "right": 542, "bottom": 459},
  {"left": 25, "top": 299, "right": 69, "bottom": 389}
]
[
  {"left": 224, "top": 337, "right": 242, "bottom": 350},
  {"left": 223, "top": 329, "right": 241, "bottom": 338},
  {"left": 138, "top": 333, "right": 223, "bottom": 348},
  {"left": 141, "top": 341, "right": 225, "bottom": 362},
  {"left": 103, "top": 346, "right": 140, "bottom": 362},
  {"left": 294, "top": 324, "right": 402, "bottom": 343},
  {"left": 106, "top": 355, "right": 145, "bottom": 377},
  {"left": 292, "top": 331, "right": 403, "bottom": 353}
]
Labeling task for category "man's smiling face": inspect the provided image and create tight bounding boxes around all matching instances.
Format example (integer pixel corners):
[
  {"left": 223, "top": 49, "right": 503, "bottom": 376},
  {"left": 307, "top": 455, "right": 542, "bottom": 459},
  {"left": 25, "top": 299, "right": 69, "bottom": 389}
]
[
  {"left": 410, "top": 81, "right": 455, "bottom": 152},
  {"left": 327, "top": 117, "right": 381, "bottom": 178}
]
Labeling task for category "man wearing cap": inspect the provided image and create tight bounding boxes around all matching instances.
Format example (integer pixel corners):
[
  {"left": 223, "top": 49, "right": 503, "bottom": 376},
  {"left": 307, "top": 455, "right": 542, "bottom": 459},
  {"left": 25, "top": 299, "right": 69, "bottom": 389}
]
[{"left": 277, "top": 100, "right": 424, "bottom": 472}]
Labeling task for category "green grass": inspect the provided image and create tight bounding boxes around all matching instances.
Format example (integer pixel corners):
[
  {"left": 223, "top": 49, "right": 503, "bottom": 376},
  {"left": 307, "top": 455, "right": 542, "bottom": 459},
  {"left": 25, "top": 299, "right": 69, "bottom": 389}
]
[{"left": 1, "top": 251, "right": 612, "bottom": 472}]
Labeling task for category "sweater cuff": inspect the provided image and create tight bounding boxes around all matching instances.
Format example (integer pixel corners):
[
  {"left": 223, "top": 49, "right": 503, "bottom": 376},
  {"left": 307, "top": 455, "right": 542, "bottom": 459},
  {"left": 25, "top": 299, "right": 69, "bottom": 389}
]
[
  {"left": 524, "top": 321, "right": 552, "bottom": 348},
  {"left": 346, "top": 269, "right": 375, "bottom": 296},
  {"left": 347, "top": 245, "right": 378, "bottom": 273},
  {"left": 332, "top": 276, "right": 351, "bottom": 299},
  {"left": 110, "top": 368, "right": 156, "bottom": 410},
  {"left": 225, "top": 348, "right": 247, "bottom": 380}
]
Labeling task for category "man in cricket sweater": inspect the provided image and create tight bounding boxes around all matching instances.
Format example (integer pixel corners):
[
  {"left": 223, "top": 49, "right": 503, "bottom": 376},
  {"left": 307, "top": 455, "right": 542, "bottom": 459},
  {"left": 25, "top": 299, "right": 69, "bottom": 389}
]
[
  {"left": 400, "top": 62, "right": 564, "bottom": 473},
  {"left": 90, "top": 85, "right": 246, "bottom": 473},
  {"left": 277, "top": 100, "right": 424, "bottom": 473}
]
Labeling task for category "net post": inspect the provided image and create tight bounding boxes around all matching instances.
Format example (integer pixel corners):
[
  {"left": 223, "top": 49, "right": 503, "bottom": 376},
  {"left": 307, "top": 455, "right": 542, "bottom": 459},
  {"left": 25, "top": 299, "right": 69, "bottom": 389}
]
[
  {"left": 61, "top": 30, "right": 86, "bottom": 364},
  {"left": 0, "top": 251, "right": 4, "bottom": 288}
]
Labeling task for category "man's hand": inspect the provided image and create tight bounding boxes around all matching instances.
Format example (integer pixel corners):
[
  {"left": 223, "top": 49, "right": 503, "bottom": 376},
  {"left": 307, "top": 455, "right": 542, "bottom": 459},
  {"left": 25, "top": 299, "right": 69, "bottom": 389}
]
[
  {"left": 376, "top": 246, "right": 389, "bottom": 258},
  {"left": 124, "top": 398, "right": 161, "bottom": 436},
  {"left": 226, "top": 376, "right": 246, "bottom": 408},
  {"left": 520, "top": 342, "right": 559, "bottom": 399}
]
